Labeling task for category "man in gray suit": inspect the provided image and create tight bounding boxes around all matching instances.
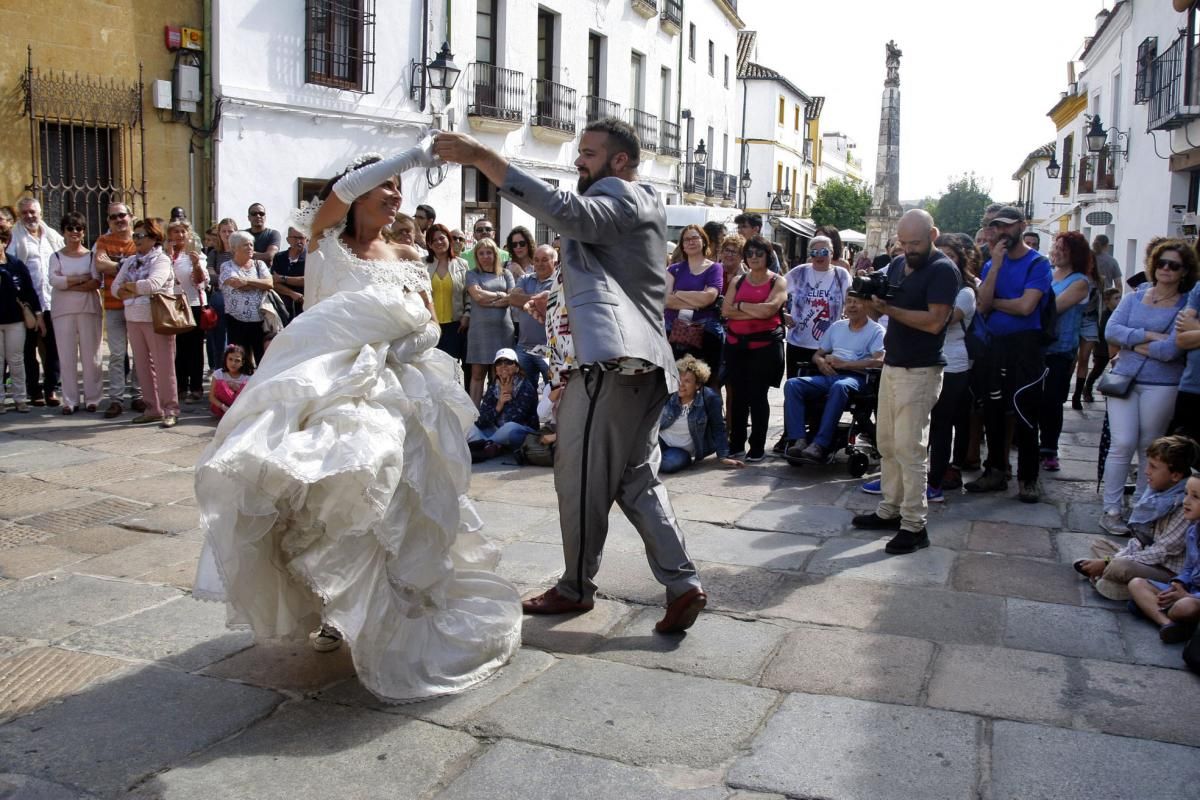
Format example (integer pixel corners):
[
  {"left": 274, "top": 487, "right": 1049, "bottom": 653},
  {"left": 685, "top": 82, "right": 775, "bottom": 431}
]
[{"left": 435, "top": 119, "right": 706, "bottom": 634}]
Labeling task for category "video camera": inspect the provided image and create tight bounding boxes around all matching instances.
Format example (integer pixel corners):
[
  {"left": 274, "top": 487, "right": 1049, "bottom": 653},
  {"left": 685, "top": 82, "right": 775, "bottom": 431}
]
[{"left": 849, "top": 270, "right": 893, "bottom": 301}]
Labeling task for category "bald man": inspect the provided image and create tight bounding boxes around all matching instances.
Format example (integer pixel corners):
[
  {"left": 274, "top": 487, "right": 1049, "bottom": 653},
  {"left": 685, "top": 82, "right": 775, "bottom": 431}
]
[
  {"left": 508, "top": 242, "right": 557, "bottom": 388},
  {"left": 852, "top": 209, "right": 961, "bottom": 555}
]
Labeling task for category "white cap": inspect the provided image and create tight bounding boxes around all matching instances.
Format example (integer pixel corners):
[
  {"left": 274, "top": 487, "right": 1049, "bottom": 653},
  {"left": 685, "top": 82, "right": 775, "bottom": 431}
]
[{"left": 494, "top": 347, "right": 519, "bottom": 364}]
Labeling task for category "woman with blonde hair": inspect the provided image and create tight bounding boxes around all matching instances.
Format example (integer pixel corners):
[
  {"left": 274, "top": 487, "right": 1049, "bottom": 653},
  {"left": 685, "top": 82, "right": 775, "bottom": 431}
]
[
  {"left": 464, "top": 236, "right": 514, "bottom": 406},
  {"left": 658, "top": 354, "right": 742, "bottom": 473}
]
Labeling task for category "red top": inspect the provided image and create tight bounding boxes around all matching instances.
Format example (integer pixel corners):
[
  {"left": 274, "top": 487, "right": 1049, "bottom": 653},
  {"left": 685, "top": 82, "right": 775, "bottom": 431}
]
[{"left": 726, "top": 274, "right": 780, "bottom": 350}]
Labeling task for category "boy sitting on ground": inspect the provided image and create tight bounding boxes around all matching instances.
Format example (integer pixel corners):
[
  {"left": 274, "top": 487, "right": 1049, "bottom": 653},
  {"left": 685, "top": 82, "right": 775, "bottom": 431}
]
[
  {"left": 1127, "top": 468, "right": 1200, "bottom": 644},
  {"left": 1074, "top": 435, "right": 1197, "bottom": 600}
]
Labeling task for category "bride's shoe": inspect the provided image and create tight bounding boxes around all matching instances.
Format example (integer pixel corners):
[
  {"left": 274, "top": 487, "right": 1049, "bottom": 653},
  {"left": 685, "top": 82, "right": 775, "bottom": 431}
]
[{"left": 309, "top": 626, "right": 343, "bottom": 652}]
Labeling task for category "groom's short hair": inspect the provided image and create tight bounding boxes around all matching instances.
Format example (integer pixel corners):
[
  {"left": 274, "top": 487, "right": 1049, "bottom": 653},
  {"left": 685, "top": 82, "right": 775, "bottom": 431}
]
[{"left": 584, "top": 117, "right": 640, "bottom": 168}]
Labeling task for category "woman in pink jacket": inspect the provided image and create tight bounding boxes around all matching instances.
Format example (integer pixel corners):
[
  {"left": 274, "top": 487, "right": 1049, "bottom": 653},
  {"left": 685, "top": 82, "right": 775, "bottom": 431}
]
[{"left": 112, "top": 217, "right": 179, "bottom": 427}]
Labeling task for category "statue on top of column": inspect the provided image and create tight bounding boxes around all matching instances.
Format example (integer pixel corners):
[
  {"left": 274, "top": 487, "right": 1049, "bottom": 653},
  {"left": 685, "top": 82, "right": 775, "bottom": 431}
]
[{"left": 885, "top": 40, "right": 902, "bottom": 87}]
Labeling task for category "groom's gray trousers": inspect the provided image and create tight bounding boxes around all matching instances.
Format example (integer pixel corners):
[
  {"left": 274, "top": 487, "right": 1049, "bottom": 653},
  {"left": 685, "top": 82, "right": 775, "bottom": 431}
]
[{"left": 552, "top": 364, "right": 702, "bottom": 604}]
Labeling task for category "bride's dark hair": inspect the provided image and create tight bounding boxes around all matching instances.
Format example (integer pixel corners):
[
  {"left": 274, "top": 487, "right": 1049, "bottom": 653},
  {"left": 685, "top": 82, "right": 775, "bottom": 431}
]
[{"left": 317, "top": 156, "right": 383, "bottom": 234}]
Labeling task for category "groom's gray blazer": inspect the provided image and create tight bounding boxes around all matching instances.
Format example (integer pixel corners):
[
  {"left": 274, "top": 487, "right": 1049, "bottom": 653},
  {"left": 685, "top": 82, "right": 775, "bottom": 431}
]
[{"left": 497, "top": 164, "right": 679, "bottom": 392}]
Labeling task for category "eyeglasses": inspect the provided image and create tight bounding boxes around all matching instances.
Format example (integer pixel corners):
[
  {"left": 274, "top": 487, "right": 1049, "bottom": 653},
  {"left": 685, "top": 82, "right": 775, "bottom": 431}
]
[
  {"left": 809, "top": 248, "right": 831, "bottom": 258},
  {"left": 108, "top": 212, "right": 128, "bottom": 220},
  {"left": 452, "top": 235, "right": 467, "bottom": 242},
  {"left": 511, "top": 240, "right": 528, "bottom": 247},
  {"left": 249, "top": 211, "right": 266, "bottom": 217},
  {"left": 1157, "top": 258, "right": 1185, "bottom": 271},
  {"left": 745, "top": 248, "right": 768, "bottom": 258},
  {"left": 682, "top": 236, "right": 704, "bottom": 243},
  {"left": 132, "top": 232, "right": 149, "bottom": 241},
  {"left": 63, "top": 225, "right": 84, "bottom": 233}
]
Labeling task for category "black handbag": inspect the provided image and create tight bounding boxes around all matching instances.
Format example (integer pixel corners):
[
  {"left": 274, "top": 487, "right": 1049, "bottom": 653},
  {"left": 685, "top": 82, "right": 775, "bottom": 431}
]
[{"left": 1097, "top": 307, "right": 1177, "bottom": 398}]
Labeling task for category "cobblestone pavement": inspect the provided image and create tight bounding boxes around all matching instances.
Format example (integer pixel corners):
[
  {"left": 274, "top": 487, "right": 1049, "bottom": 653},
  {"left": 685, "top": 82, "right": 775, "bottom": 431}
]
[{"left": 1, "top": 391, "right": 1198, "bottom": 800}]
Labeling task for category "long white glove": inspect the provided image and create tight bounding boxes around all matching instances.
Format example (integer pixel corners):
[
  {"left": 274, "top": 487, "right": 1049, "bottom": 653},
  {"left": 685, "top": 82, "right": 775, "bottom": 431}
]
[
  {"left": 332, "top": 134, "right": 439, "bottom": 204},
  {"left": 387, "top": 321, "right": 440, "bottom": 364}
]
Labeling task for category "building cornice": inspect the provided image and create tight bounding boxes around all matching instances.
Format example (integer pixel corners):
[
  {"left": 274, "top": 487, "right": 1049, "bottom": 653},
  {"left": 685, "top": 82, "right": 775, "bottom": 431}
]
[
  {"left": 1079, "top": 0, "right": 1130, "bottom": 63},
  {"left": 737, "top": 137, "right": 808, "bottom": 161},
  {"left": 713, "top": 0, "right": 746, "bottom": 30},
  {"left": 1048, "top": 93, "right": 1088, "bottom": 130}
]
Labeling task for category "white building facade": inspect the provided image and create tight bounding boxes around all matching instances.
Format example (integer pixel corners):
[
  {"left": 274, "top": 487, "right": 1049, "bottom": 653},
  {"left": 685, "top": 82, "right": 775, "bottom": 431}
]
[
  {"left": 211, "top": 0, "right": 743, "bottom": 241},
  {"left": 819, "top": 131, "right": 863, "bottom": 186},
  {"left": 1012, "top": 142, "right": 1059, "bottom": 248}
]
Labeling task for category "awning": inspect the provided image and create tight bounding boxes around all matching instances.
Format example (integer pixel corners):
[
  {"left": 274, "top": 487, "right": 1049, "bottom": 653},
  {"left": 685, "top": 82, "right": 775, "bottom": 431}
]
[
  {"left": 777, "top": 217, "right": 816, "bottom": 237},
  {"left": 839, "top": 228, "right": 866, "bottom": 245},
  {"left": 1043, "top": 203, "right": 1078, "bottom": 230}
]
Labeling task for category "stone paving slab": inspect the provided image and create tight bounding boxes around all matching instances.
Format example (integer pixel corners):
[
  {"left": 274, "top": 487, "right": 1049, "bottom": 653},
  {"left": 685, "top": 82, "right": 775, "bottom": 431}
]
[
  {"left": 0, "top": 773, "right": 96, "bottom": 799},
  {"left": 989, "top": 720, "right": 1200, "bottom": 800},
  {"left": 0, "top": 575, "right": 179, "bottom": 641},
  {"left": 104, "top": 472, "right": 198, "bottom": 506},
  {"left": 762, "top": 574, "right": 1006, "bottom": 646},
  {"left": 1064, "top": 502, "right": 1106, "bottom": 534},
  {"left": 1054, "top": 531, "right": 1111, "bottom": 565},
  {"left": 0, "top": 439, "right": 108, "bottom": 473},
  {"left": 60, "top": 596, "right": 253, "bottom": 671},
  {"left": 133, "top": 700, "right": 478, "bottom": 800},
  {"left": 139, "top": 442, "right": 208, "bottom": 468},
  {"left": 22, "top": 497, "right": 149, "bottom": 534},
  {"left": 806, "top": 537, "right": 956, "bottom": 587},
  {"left": 0, "top": 488, "right": 103, "bottom": 521},
  {"left": 437, "top": 740, "right": 728, "bottom": 800},
  {"left": 467, "top": 499, "right": 556, "bottom": 542},
  {"left": 967, "top": 521, "right": 1054, "bottom": 558},
  {"left": 593, "top": 551, "right": 790, "bottom": 613},
  {"left": 1116, "top": 613, "right": 1189, "bottom": 670},
  {"left": 28, "top": 456, "right": 169, "bottom": 489},
  {"left": 668, "top": 492, "right": 755, "bottom": 525},
  {"left": 683, "top": 522, "right": 817, "bottom": 571},
  {"left": 0, "top": 473, "right": 55, "bottom": 504},
  {"left": 939, "top": 494, "right": 1063, "bottom": 528},
  {"left": 519, "top": 598, "right": 636, "bottom": 655},
  {"left": 42, "top": 526, "right": 159, "bottom": 556},
  {"left": 953, "top": 552, "right": 1082, "bottom": 605},
  {"left": 764, "top": 477, "right": 858, "bottom": 506},
  {"left": 72, "top": 536, "right": 202, "bottom": 580},
  {"left": 1002, "top": 598, "right": 1124, "bottom": 661},
  {"left": 926, "top": 644, "right": 1075, "bottom": 727},
  {"left": 0, "top": 544, "right": 89, "bottom": 579},
  {"left": 593, "top": 607, "right": 786, "bottom": 682},
  {"left": 201, "top": 641, "right": 357, "bottom": 693},
  {"left": 317, "top": 647, "right": 557, "bottom": 727},
  {"left": 728, "top": 692, "right": 980, "bottom": 800},
  {"left": 0, "top": 665, "right": 282, "bottom": 797},
  {"left": 495, "top": 541, "right": 566, "bottom": 587},
  {"left": 663, "top": 468, "right": 782, "bottom": 502},
  {"left": 760, "top": 625, "right": 934, "bottom": 705},
  {"left": 1074, "top": 657, "right": 1200, "bottom": 747},
  {"left": 471, "top": 657, "right": 778, "bottom": 768},
  {"left": 0, "top": 647, "right": 127, "bottom": 724},
  {"left": 735, "top": 501, "right": 854, "bottom": 536},
  {"left": 112, "top": 504, "right": 201, "bottom": 534}
]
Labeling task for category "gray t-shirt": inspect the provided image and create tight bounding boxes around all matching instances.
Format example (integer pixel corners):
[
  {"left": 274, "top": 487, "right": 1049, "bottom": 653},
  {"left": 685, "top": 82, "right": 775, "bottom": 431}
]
[
  {"left": 820, "top": 317, "right": 885, "bottom": 372},
  {"left": 1095, "top": 252, "right": 1121, "bottom": 290},
  {"left": 516, "top": 272, "right": 554, "bottom": 348},
  {"left": 246, "top": 227, "right": 282, "bottom": 256}
]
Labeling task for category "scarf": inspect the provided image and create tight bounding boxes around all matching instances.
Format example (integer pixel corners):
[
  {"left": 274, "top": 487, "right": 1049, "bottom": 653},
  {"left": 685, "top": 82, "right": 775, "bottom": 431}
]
[{"left": 1128, "top": 476, "right": 1188, "bottom": 545}]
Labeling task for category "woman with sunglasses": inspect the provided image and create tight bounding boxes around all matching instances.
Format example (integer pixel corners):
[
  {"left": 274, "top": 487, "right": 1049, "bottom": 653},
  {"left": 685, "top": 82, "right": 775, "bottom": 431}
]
[
  {"left": 1098, "top": 239, "right": 1195, "bottom": 536},
  {"left": 722, "top": 235, "right": 787, "bottom": 461},
  {"left": 505, "top": 226, "right": 535, "bottom": 280},
  {"left": 48, "top": 212, "right": 103, "bottom": 414}
]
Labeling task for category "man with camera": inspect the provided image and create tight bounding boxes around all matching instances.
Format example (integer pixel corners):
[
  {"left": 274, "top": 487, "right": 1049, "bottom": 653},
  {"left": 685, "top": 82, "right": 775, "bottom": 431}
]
[
  {"left": 851, "top": 210, "right": 961, "bottom": 554},
  {"left": 964, "top": 205, "right": 1051, "bottom": 502}
]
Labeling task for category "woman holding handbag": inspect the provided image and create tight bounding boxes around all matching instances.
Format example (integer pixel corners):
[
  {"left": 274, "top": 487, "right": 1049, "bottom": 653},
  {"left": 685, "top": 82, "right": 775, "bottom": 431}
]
[
  {"left": 665, "top": 224, "right": 724, "bottom": 384},
  {"left": 1098, "top": 239, "right": 1195, "bottom": 535},
  {"left": 0, "top": 227, "right": 39, "bottom": 413},
  {"left": 167, "top": 220, "right": 209, "bottom": 404},
  {"left": 48, "top": 212, "right": 103, "bottom": 413},
  {"left": 112, "top": 217, "right": 180, "bottom": 428}
]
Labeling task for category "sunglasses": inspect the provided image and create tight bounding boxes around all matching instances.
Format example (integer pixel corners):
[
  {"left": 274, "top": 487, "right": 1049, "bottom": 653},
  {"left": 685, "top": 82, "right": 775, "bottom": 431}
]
[
  {"left": 745, "top": 248, "right": 768, "bottom": 258},
  {"left": 132, "top": 232, "right": 149, "bottom": 240},
  {"left": 1157, "top": 258, "right": 1185, "bottom": 271},
  {"left": 511, "top": 240, "right": 528, "bottom": 247},
  {"left": 108, "top": 212, "right": 129, "bottom": 220},
  {"left": 809, "top": 248, "right": 831, "bottom": 258},
  {"left": 452, "top": 235, "right": 467, "bottom": 242},
  {"left": 63, "top": 225, "right": 85, "bottom": 233}
]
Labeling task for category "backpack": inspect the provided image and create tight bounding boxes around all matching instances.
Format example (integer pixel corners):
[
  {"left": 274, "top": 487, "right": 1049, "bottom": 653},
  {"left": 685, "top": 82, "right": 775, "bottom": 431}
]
[
  {"left": 1029, "top": 255, "right": 1058, "bottom": 347},
  {"left": 960, "top": 312, "right": 990, "bottom": 361}
]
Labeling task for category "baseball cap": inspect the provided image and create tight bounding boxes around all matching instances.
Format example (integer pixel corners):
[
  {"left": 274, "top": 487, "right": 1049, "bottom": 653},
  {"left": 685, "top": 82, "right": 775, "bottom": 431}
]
[
  {"left": 989, "top": 206, "right": 1025, "bottom": 225},
  {"left": 494, "top": 347, "right": 519, "bottom": 364}
]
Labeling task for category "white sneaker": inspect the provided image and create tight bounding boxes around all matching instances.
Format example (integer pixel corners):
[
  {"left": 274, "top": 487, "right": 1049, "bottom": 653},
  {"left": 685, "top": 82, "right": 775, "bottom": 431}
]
[
  {"left": 309, "top": 626, "right": 343, "bottom": 652},
  {"left": 1098, "top": 511, "right": 1131, "bottom": 536}
]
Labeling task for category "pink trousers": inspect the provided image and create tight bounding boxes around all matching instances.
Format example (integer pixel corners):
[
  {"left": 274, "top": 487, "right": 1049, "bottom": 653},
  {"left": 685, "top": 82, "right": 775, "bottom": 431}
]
[{"left": 126, "top": 320, "right": 179, "bottom": 417}]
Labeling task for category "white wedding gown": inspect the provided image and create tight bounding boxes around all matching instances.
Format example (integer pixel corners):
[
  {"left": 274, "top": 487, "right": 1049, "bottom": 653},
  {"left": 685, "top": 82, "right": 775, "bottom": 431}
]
[{"left": 193, "top": 214, "right": 521, "bottom": 702}]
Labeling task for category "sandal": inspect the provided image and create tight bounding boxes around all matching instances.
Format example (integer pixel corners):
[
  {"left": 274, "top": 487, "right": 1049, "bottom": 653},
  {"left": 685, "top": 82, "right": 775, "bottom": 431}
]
[
  {"left": 1160, "top": 622, "right": 1193, "bottom": 644},
  {"left": 1072, "top": 559, "right": 1090, "bottom": 577}
]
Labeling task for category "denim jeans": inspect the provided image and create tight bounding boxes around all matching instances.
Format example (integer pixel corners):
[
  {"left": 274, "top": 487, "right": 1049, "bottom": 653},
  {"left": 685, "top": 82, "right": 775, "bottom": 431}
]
[
  {"left": 659, "top": 442, "right": 693, "bottom": 473},
  {"left": 516, "top": 345, "right": 549, "bottom": 392},
  {"left": 782, "top": 373, "right": 864, "bottom": 448},
  {"left": 468, "top": 421, "right": 535, "bottom": 449}
]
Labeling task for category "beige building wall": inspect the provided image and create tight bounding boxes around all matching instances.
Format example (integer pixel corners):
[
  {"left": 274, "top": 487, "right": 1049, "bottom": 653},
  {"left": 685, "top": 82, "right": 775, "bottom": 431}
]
[{"left": 0, "top": 0, "right": 206, "bottom": 225}]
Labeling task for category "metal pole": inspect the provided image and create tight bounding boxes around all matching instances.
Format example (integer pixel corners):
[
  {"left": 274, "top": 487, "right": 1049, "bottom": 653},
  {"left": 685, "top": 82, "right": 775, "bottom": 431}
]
[
  {"left": 188, "top": 140, "right": 196, "bottom": 222},
  {"left": 26, "top": 47, "right": 37, "bottom": 197},
  {"left": 137, "top": 62, "right": 147, "bottom": 220}
]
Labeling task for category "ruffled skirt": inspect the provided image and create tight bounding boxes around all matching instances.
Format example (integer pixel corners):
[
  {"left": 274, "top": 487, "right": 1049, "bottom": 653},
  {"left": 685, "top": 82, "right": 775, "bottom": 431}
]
[{"left": 193, "top": 285, "right": 521, "bottom": 702}]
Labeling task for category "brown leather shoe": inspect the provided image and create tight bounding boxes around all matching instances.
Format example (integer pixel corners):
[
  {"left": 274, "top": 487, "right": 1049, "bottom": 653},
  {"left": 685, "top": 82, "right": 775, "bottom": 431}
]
[
  {"left": 131, "top": 397, "right": 147, "bottom": 412},
  {"left": 655, "top": 587, "right": 707, "bottom": 634},
  {"left": 521, "top": 587, "right": 594, "bottom": 615},
  {"left": 104, "top": 402, "right": 124, "bottom": 419},
  {"left": 45, "top": 393, "right": 61, "bottom": 407}
]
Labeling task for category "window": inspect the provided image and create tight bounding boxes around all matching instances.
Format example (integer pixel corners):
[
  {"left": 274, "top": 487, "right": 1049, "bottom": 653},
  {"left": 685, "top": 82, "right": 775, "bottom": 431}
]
[
  {"left": 660, "top": 67, "right": 672, "bottom": 120},
  {"left": 588, "top": 33, "right": 603, "bottom": 97},
  {"left": 688, "top": 23, "right": 696, "bottom": 60},
  {"left": 1135, "top": 36, "right": 1157, "bottom": 104},
  {"left": 1060, "top": 133, "right": 1073, "bottom": 195},
  {"left": 708, "top": 41, "right": 714, "bottom": 76},
  {"left": 1111, "top": 70, "right": 1122, "bottom": 131},
  {"left": 723, "top": 55, "right": 729, "bottom": 88},
  {"left": 722, "top": 133, "right": 728, "bottom": 172},
  {"left": 537, "top": 9, "right": 555, "bottom": 81},
  {"left": 776, "top": 161, "right": 783, "bottom": 192},
  {"left": 794, "top": 105, "right": 800, "bottom": 131},
  {"left": 476, "top": 0, "right": 497, "bottom": 63},
  {"left": 305, "top": 0, "right": 376, "bottom": 92},
  {"left": 778, "top": 96, "right": 785, "bottom": 125},
  {"left": 630, "top": 51, "right": 645, "bottom": 110},
  {"left": 37, "top": 122, "right": 116, "bottom": 237}
]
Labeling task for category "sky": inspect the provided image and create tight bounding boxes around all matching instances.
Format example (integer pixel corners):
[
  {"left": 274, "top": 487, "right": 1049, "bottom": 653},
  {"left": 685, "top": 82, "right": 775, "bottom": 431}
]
[{"left": 737, "top": 0, "right": 1109, "bottom": 203}]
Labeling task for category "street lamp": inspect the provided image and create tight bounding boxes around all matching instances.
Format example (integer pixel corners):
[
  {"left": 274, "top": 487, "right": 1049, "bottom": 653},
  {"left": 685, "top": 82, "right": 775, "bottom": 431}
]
[
  {"left": 694, "top": 139, "right": 707, "bottom": 166},
  {"left": 410, "top": 41, "right": 462, "bottom": 111},
  {"left": 1046, "top": 153, "right": 1061, "bottom": 180},
  {"left": 1084, "top": 113, "right": 1129, "bottom": 161},
  {"left": 767, "top": 175, "right": 792, "bottom": 213}
]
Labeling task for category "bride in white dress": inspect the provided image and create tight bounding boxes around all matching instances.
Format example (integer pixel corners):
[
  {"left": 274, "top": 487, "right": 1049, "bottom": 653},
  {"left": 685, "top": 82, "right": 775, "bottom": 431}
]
[{"left": 193, "top": 140, "right": 522, "bottom": 702}]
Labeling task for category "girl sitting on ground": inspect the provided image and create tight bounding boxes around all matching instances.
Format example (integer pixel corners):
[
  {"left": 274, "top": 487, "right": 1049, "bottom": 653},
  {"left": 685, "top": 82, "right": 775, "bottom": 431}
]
[
  {"left": 1074, "top": 435, "right": 1197, "bottom": 600},
  {"left": 1128, "top": 468, "right": 1200, "bottom": 643},
  {"left": 210, "top": 344, "right": 249, "bottom": 419}
]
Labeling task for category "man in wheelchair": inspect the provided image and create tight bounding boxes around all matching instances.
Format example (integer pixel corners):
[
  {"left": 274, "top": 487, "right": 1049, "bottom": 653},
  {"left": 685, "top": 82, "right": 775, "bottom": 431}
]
[{"left": 782, "top": 293, "right": 885, "bottom": 464}]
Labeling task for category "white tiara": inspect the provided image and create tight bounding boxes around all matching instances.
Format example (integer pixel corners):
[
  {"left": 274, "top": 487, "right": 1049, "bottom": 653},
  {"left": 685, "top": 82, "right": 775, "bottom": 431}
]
[{"left": 343, "top": 152, "right": 383, "bottom": 173}]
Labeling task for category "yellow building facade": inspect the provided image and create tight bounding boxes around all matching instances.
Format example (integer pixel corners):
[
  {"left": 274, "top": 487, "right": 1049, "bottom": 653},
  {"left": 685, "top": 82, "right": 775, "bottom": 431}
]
[{"left": 0, "top": 0, "right": 207, "bottom": 236}]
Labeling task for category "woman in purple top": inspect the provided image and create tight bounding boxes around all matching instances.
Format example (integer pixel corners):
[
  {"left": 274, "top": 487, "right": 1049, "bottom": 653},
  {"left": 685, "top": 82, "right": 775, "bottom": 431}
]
[{"left": 665, "top": 224, "right": 724, "bottom": 384}]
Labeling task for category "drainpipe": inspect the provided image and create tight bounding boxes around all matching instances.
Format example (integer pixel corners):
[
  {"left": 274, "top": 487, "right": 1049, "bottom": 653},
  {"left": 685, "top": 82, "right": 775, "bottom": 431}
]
[
  {"left": 739, "top": 79, "right": 748, "bottom": 209},
  {"left": 676, "top": 12, "right": 684, "bottom": 201},
  {"left": 203, "top": 0, "right": 214, "bottom": 224},
  {"left": 419, "top": 0, "right": 429, "bottom": 111}
]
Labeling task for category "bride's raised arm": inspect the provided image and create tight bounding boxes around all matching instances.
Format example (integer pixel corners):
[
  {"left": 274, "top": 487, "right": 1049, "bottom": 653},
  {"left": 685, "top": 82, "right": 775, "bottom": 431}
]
[{"left": 308, "top": 137, "right": 439, "bottom": 250}]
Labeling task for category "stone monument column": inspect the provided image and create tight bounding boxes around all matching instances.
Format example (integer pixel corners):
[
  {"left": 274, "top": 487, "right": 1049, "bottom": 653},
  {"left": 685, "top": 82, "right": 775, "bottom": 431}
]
[{"left": 865, "top": 41, "right": 903, "bottom": 259}]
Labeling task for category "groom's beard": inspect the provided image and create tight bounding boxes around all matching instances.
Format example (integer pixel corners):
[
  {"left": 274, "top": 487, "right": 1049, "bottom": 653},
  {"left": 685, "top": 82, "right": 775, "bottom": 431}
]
[{"left": 577, "top": 162, "right": 615, "bottom": 194}]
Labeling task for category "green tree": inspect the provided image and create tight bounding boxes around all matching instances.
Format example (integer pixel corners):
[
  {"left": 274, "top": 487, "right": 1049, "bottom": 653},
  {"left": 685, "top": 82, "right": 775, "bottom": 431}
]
[
  {"left": 928, "top": 173, "right": 993, "bottom": 234},
  {"left": 810, "top": 179, "right": 873, "bottom": 231}
]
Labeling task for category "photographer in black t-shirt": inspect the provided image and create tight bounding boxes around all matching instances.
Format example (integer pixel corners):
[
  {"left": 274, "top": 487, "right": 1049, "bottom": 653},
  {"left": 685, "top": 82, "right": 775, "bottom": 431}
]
[{"left": 852, "top": 210, "right": 961, "bottom": 555}]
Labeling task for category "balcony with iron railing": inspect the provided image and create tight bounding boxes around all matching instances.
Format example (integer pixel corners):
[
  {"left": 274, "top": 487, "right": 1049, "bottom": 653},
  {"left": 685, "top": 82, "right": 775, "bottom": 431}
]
[
  {"left": 707, "top": 170, "right": 727, "bottom": 200},
  {"left": 626, "top": 108, "right": 659, "bottom": 153},
  {"left": 1077, "top": 155, "right": 1095, "bottom": 195},
  {"left": 661, "top": 0, "right": 683, "bottom": 33},
  {"left": 1096, "top": 149, "right": 1118, "bottom": 191},
  {"left": 465, "top": 62, "right": 525, "bottom": 132},
  {"left": 683, "top": 163, "right": 707, "bottom": 197},
  {"left": 658, "top": 120, "right": 681, "bottom": 160},
  {"left": 584, "top": 95, "right": 621, "bottom": 124},
  {"left": 631, "top": 0, "right": 657, "bottom": 20},
  {"left": 1148, "top": 32, "right": 1200, "bottom": 131},
  {"left": 530, "top": 78, "right": 577, "bottom": 143}
]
